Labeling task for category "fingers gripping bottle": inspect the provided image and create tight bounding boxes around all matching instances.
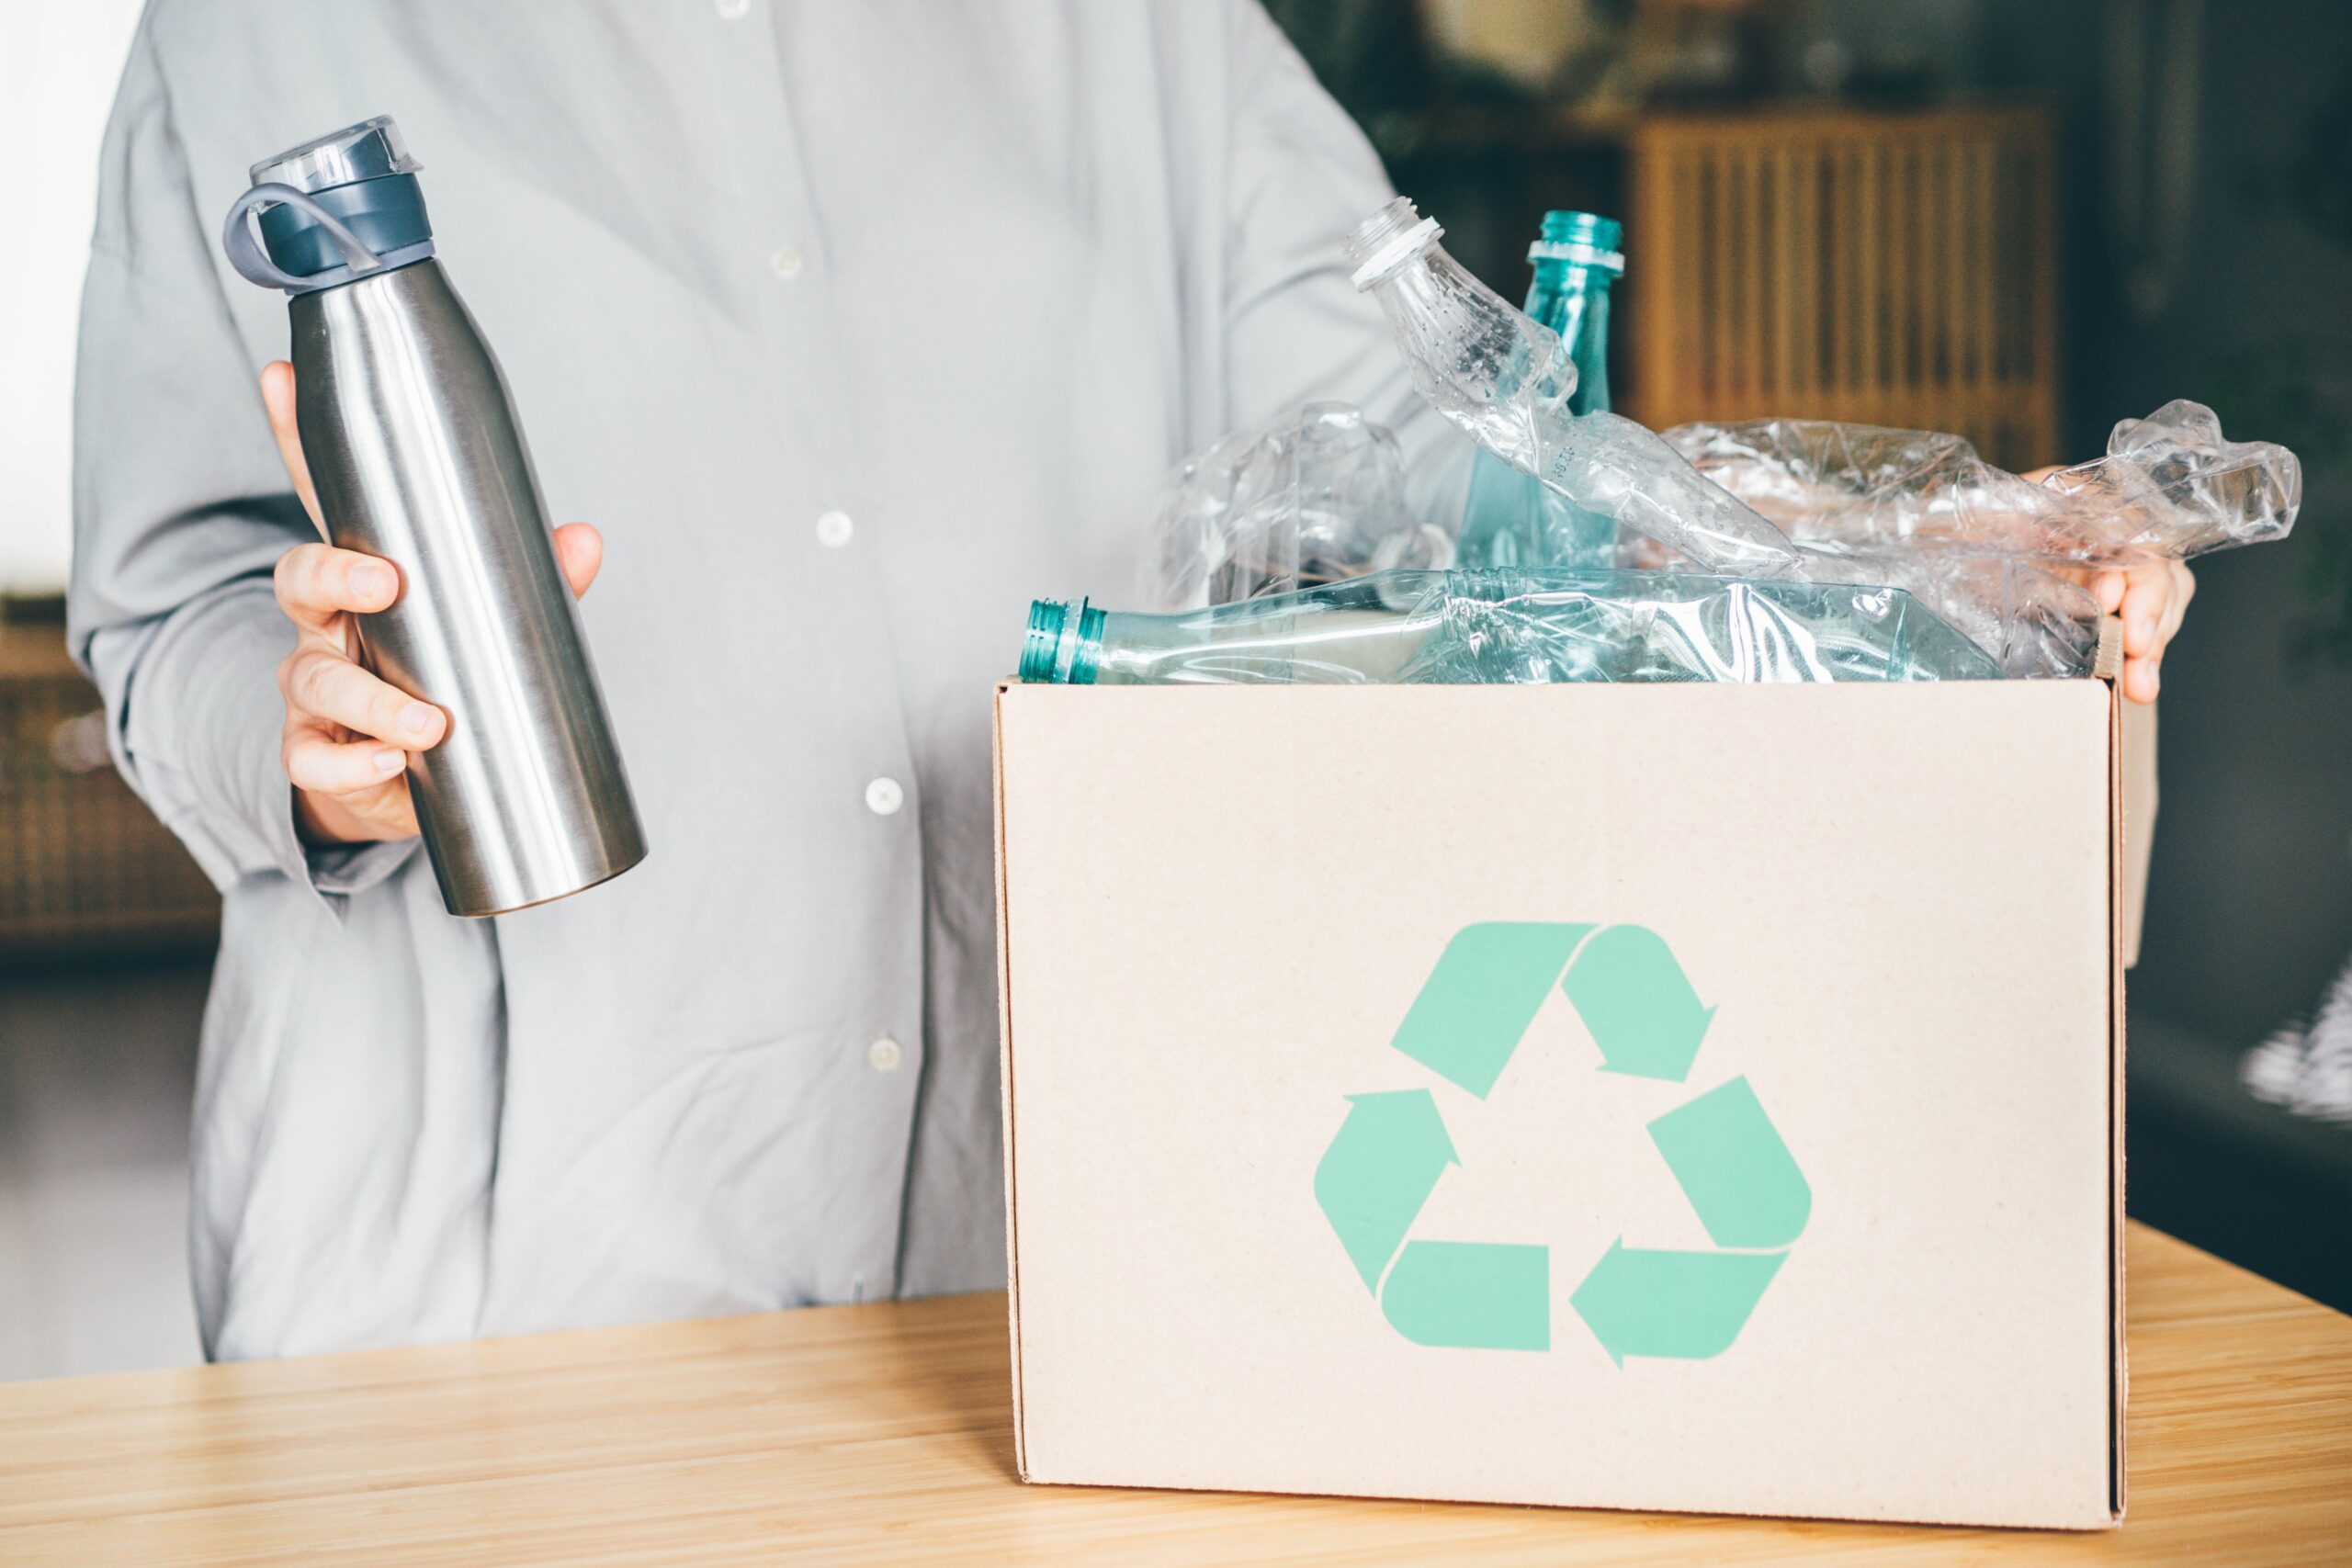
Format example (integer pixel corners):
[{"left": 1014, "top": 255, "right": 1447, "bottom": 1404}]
[
  {"left": 1455, "top": 210, "right": 1623, "bottom": 570},
  {"left": 223, "top": 117, "right": 646, "bottom": 916}
]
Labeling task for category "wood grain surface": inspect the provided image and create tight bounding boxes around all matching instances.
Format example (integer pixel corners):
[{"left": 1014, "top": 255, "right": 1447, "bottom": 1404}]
[{"left": 0, "top": 1223, "right": 2343, "bottom": 1565}]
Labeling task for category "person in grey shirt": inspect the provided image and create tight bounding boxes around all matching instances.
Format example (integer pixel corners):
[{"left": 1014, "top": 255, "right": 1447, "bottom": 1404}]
[
  {"left": 68, "top": 0, "right": 1470, "bottom": 1359},
  {"left": 73, "top": 0, "right": 2197, "bottom": 1362}
]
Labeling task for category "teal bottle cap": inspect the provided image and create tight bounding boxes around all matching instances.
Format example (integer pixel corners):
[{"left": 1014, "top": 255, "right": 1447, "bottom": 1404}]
[{"left": 1019, "top": 599, "right": 1104, "bottom": 683}]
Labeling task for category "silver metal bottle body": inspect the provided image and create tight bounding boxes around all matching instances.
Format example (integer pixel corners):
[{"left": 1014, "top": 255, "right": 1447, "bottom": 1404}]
[{"left": 291, "top": 258, "right": 645, "bottom": 916}]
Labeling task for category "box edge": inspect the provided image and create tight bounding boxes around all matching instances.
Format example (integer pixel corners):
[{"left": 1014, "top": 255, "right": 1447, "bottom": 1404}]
[
  {"left": 991, "top": 678, "right": 1032, "bottom": 1482},
  {"left": 2109, "top": 681, "right": 2129, "bottom": 1524}
]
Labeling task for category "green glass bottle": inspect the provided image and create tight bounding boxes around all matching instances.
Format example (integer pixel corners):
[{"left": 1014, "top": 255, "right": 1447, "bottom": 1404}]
[{"left": 1454, "top": 211, "right": 1623, "bottom": 570}]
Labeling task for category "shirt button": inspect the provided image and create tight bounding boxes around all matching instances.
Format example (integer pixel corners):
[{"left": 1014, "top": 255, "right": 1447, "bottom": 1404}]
[
  {"left": 865, "top": 776, "right": 904, "bottom": 817},
  {"left": 769, "top": 244, "right": 805, "bottom": 280},
  {"left": 714, "top": 0, "right": 750, "bottom": 19},
  {"left": 867, "top": 1037, "right": 904, "bottom": 1074},
  {"left": 815, "top": 509, "right": 854, "bottom": 548}
]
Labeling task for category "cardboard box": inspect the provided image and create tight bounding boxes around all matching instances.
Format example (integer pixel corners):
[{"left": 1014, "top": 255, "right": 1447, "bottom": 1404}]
[{"left": 994, "top": 679, "right": 2125, "bottom": 1529}]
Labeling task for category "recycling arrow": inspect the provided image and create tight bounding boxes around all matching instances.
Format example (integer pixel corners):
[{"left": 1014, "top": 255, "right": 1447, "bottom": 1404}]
[
  {"left": 1568, "top": 1242, "right": 1786, "bottom": 1366},
  {"left": 1645, "top": 1076, "right": 1810, "bottom": 1249},
  {"left": 1383, "top": 1241, "right": 1550, "bottom": 1351},
  {"left": 1312, "top": 1090, "right": 1456, "bottom": 1291},
  {"left": 1562, "top": 924, "right": 1716, "bottom": 1082},
  {"left": 1392, "top": 922, "right": 1590, "bottom": 1098},
  {"left": 1315, "top": 920, "right": 1809, "bottom": 1365}
]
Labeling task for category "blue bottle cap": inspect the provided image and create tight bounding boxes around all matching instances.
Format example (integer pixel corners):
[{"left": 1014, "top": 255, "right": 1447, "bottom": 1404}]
[{"left": 225, "top": 116, "right": 437, "bottom": 294}]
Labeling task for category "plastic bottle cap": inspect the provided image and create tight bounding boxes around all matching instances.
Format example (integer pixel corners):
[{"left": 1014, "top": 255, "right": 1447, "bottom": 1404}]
[
  {"left": 1349, "top": 216, "right": 1442, "bottom": 292},
  {"left": 249, "top": 116, "right": 420, "bottom": 195}
]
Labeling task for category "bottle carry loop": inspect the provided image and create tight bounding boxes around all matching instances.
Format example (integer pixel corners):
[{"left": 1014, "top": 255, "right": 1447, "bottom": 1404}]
[{"left": 222, "top": 183, "right": 432, "bottom": 294}]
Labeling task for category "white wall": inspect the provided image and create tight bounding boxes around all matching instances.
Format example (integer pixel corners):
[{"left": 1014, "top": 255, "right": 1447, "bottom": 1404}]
[{"left": 0, "top": 0, "right": 147, "bottom": 594}]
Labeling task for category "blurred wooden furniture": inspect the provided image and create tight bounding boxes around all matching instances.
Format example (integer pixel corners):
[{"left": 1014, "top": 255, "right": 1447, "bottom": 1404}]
[
  {"left": 1627, "top": 105, "right": 2062, "bottom": 468},
  {"left": 1, "top": 1224, "right": 2342, "bottom": 1565},
  {"left": 0, "top": 604, "right": 217, "bottom": 957}
]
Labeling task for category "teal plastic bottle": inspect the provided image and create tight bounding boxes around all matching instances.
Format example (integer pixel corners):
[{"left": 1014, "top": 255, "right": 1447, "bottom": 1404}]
[
  {"left": 1455, "top": 211, "right": 1623, "bottom": 570},
  {"left": 1018, "top": 569, "right": 2010, "bottom": 687}
]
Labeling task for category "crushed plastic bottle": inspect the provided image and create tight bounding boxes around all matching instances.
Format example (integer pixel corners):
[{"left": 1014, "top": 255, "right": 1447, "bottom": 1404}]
[
  {"left": 1346, "top": 198, "right": 1807, "bottom": 581},
  {"left": 1456, "top": 211, "right": 1623, "bottom": 571},
  {"left": 1664, "top": 401, "right": 2301, "bottom": 568},
  {"left": 1143, "top": 402, "right": 1453, "bottom": 610},
  {"left": 1792, "top": 550, "right": 2111, "bottom": 681},
  {"left": 1020, "top": 569, "right": 2008, "bottom": 687}
]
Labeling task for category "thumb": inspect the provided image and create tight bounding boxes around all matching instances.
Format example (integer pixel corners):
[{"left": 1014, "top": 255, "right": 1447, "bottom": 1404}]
[{"left": 553, "top": 522, "right": 603, "bottom": 598}]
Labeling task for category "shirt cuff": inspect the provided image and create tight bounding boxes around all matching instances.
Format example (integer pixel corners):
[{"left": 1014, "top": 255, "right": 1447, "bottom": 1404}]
[
  {"left": 106, "top": 581, "right": 422, "bottom": 918},
  {"left": 302, "top": 825, "right": 423, "bottom": 899}
]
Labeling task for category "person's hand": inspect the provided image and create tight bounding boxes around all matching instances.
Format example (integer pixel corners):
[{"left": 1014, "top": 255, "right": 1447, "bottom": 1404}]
[
  {"left": 2022, "top": 465, "right": 2192, "bottom": 705},
  {"left": 2086, "top": 558, "right": 2193, "bottom": 705},
  {"left": 259, "top": 361, "right": 603, "bottom": 845}
]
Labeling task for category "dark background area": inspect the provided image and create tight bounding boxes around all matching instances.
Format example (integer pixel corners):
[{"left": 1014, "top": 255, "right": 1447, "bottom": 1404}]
[{"left": 1272, "top": 0, "right": 2352, "bottom": 1306}]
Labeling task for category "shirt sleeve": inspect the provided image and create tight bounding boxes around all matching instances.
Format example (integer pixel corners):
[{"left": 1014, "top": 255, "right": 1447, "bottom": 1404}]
[
  {"left": 67, "top": 20, "right": 418, "bottom": 908},
  {"left": 1218, "top": 0, "right": 1475, "bottom": 524}
]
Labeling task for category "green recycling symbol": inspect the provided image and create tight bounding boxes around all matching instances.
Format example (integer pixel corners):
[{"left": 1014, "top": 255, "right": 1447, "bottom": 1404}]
[{"left": 1313, "top": 923, "right": 1810, "bottom": 1362}]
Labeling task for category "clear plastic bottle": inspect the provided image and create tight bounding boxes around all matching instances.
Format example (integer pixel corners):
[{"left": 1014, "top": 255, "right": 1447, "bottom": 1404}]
[
  {"left": 1347, "top": 198, "right": 1807, "bottom": 581},
  {"left": 1456, "top": 211, "right": 1623, "bottom": 571},
  {"left": 1019, "top": 569, "right": 2005, "bottom": 687}
]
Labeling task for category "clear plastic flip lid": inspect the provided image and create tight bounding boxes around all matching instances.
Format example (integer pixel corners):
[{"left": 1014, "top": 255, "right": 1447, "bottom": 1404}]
[{"left": 248, "top": 115, "right": 419, "bottom": 193}]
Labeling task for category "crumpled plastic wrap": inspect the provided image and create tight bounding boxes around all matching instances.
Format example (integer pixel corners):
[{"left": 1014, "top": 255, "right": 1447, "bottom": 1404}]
[
  {"left": 1341, "top": 199, "right": 2308, "bottom": 682},
  {"left": 1782, "top": 550, "right": 2110, "bottom": 681},
  {"left": 1340, "top": 202, "right": 2104, "bottom": 675},
  {"left": 1664, "top": 400, "right": 2301, "bottom": 568},
  {"left": 1141, "top": 401, "right": 1453, "bottom": 610},
  {"left": 1610, "top": 529, "right": 2110, "bottom": 681},
  {"left": 1405, "top": 570, "right": 2006, "bottom": 684},
  {"left": 1025, "top": 569, "right": 2005, "bottom": 687}
]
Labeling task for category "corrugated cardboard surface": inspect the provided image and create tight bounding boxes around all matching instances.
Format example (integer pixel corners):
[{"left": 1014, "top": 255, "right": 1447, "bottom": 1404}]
[
  {"left": 2119, "top": 697, "right": 2157, "bottom": 968},
  {"left": 996, "top": 680, "right": 2120, "bottom": 1529}
]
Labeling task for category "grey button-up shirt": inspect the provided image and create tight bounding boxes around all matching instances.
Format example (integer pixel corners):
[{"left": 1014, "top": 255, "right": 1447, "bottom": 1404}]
[{"left": 70, "top": 0, "right": 1461, "bottom": 1359}]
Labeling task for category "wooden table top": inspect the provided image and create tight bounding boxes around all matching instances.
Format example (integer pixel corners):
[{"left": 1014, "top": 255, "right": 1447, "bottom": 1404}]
[{"left": 1, "top": 1223, "right": 2344, "bottom": 1565}]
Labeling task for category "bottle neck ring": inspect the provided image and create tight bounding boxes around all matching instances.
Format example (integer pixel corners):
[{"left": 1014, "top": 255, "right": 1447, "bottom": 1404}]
[{"left": 1527, "top": 239, "right": 1623, "bottom": 276}]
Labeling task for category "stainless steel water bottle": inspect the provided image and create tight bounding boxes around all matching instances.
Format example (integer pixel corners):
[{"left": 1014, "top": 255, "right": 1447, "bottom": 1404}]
[{"left": 222, "top": 117, "right": 646, "bottom": 916}]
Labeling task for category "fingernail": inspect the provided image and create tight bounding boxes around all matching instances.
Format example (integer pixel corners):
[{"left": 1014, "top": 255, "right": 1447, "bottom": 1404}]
[
  {"left": 400, "top": 702, "right": 436, "bottom": 738},
  {"left": 373, "top": 749, "right": 404, "bottom": 775},
  {"left": 2146, "top": 659, "right": 2161, "bottom": 697},
  {"left": 355, "top": 563, "right": 394, "bottom": 601},
  {"left": 2135, "top": 615, "right": 2156, "bottom": 646}
]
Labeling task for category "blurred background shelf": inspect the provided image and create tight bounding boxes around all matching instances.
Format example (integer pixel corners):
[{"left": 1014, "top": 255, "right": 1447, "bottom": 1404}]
[
  {"left": 0, "top": 602, "right": 219, "bottom": 965},
  {"left": 1627, "top": 105, "right": 2059, "bottom": 466}
]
